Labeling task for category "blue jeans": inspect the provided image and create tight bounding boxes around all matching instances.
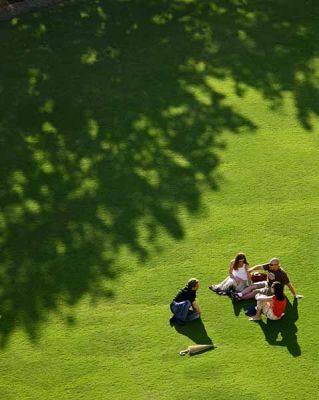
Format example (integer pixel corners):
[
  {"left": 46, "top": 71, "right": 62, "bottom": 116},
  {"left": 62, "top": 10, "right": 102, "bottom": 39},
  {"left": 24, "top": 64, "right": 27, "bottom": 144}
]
[{"left": 171, "top": 300, "right": 200, "bottom": 322}]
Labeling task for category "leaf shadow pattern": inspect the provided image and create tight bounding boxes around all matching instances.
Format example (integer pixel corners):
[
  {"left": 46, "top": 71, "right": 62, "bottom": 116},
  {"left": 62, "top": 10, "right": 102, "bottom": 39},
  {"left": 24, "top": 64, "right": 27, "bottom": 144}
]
[
  {"left": 257, "top": 298, "right": 301, "bottom": 357},
  {"left": 0, "top": 1, "right": 256, "bottom": 345},
  {"left": 0, "top": 0, "right": 318, "bottom": 345}
]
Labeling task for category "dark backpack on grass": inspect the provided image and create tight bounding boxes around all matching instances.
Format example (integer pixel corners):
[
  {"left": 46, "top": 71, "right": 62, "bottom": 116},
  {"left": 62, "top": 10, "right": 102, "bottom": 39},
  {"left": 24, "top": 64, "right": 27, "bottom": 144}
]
[{"left": 245, "top": 305, "right": 257, "bottom": 316}]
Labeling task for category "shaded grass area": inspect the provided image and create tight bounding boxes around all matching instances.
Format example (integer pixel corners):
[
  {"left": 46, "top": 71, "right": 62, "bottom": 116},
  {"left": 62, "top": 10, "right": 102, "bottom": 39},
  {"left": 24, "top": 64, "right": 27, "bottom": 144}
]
[
  {"left": 0, "top": 95, "right": 319, "bottom": 397},
  {"left": 2, "top": 2, "right": 319, "bottom": 399},
  {"left": 0, "top": 0, "right": 318, "bottom": 355},
  {"left": 0, "top": 2, "right": 63, "bottom": 25},
  {"left": 0, "top": 0, "right": 248, "bottom": 344}
]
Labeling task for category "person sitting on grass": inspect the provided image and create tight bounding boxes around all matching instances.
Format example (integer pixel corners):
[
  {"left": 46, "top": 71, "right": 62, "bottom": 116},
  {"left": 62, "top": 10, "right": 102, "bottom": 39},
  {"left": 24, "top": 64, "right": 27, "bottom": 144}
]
[
  {"left": 231, "top": 257, "right": 303, "bottom": 301},
  {"left": 250, "top": 281, "right": 286, "bottom": 321},
  {"left": 169, "top": 278, "right": 201, "bottom": 326},
  {"left": 208, "top": 252, "right": 251, "bottom": 295}
]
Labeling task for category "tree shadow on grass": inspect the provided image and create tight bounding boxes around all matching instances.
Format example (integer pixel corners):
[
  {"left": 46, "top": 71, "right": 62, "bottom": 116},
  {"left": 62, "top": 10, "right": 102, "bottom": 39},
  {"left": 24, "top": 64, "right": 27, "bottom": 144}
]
[
  {"left": 0, "top": 0, "right": 318, "bottom": 345},
  {"left": 257, "top": 298, "right": 301, "bottom": 357},
  {"left": 0, "top": 1, "right": 255, "bottom": 346}
]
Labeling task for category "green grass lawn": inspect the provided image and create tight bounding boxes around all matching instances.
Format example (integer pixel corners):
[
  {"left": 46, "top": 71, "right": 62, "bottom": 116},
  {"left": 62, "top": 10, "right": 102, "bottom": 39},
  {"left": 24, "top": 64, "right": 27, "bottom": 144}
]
[{"left": 1, "top": 1, "right": 319, "bottom": 399}]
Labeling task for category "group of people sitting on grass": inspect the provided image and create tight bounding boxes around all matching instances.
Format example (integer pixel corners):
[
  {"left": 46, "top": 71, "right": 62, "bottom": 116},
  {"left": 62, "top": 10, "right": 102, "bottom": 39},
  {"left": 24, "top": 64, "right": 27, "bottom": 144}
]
[{"left": 169, "top": 252, "right": 303, "bottom": 326}]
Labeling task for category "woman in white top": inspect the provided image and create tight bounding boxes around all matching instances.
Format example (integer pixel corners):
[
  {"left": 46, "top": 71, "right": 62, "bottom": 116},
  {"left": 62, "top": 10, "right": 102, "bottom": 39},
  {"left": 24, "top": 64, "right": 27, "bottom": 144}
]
[{"left": 209, "top": 252, "right": 252, "bottom": 295}]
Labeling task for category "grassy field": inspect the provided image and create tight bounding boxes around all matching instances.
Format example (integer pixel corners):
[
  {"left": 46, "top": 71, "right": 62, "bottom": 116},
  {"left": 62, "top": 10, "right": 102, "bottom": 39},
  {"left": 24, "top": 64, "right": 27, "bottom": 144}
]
[{"left": 1, "top": 1, "right": 319, "bottom": 399}]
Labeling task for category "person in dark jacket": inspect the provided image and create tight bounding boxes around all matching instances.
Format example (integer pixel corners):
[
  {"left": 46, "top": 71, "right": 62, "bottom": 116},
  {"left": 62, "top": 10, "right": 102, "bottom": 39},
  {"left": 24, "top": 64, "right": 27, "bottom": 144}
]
[{"left": 169, "top": 278, "right": 201, "bottom": 326}]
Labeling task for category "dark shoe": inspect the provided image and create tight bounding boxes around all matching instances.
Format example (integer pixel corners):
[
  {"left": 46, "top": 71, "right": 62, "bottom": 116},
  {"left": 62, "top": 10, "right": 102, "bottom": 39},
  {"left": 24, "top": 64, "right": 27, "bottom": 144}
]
[
  {"left": 245, "top": 305, "right": 257, "bottom": 316},
  {"left": 230, "top": 292, "right": 241, "bottom": 302},
  {"left": 226, "top": 289, "right": 234, "bottom": 298},
  {"left": 209, "top": 285, "right": 221, "bottom": 294}
]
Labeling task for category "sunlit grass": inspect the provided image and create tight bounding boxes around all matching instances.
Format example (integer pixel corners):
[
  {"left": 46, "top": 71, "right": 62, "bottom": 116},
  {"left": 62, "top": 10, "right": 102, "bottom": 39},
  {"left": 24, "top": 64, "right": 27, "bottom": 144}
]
[{"left": 0, "top": 0, "right": 319, "bottom": 399}]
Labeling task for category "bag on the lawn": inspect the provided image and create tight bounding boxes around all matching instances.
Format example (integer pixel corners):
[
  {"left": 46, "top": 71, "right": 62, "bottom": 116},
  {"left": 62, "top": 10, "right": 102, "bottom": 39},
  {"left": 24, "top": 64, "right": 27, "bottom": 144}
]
[
  {"left": 245, "top": 305, "right": 257, "bottom": 316},
  {"left": 251, "top": 272, "right": 267, "bottom": 282}
]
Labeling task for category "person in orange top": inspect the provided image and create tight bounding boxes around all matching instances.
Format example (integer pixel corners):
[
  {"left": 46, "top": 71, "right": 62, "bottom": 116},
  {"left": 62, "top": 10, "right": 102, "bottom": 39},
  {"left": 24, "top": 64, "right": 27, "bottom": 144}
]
[{"left": 249, "top": 281, "right": 286, "bottom": 321}]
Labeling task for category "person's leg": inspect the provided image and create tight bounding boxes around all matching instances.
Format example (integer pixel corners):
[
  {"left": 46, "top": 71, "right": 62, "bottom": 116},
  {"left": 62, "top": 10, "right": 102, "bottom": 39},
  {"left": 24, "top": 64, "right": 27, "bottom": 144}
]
[
  {"left": 250, "top": 299, "right": 271, "bottom": 321},
  {"left": 210, "top": 277, "right": 235, "bottom": 293},
  {"left": 185, "top": 309, "right": 200, "bottom": 321},
  {"left": 172, "top": 300, "right": 191, "bottom": 321},
  {"left": 249, "top": 298, "right": 264, "bottom": 320},
  {"left": 238, "top": 283, "right": 257, "bottom": 296},
  {"left": 233, "top": 285, "right": 257, "bottom": 300},
  {"left": 234, "top": 279, "right": 247, "bottom": 293},
  {"left": 239, "top": 282, "right": 269, "bottom": 300},
  {"left": 240, "top": 288, "right": 257, "bottom": 299},
  {"left": 230, "top": 284, "right": 256, "bottom": 301},
  {"left": 264, "top": 307, "right": 277, "bottom": 320},
  {"left": 219, "top": 277, "right": 236, "bottom": 292}
]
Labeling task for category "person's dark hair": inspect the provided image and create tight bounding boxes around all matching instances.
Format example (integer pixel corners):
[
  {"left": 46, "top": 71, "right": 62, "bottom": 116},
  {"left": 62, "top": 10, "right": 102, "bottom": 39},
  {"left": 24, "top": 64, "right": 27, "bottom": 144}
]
[
  {"left": 233, "top": 252, "right": 248, "bottom": 270},
  {"left": 272, "top": 281, "right": 285, "bottom": 301},
  {"left": 187, "top": 278, "right": 199, "bottom": 289}
]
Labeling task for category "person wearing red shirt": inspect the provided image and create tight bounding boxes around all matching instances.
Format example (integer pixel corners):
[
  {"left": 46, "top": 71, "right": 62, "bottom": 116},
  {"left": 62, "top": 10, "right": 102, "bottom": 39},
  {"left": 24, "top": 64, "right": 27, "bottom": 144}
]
[{"left": 250, "top": 281, "right": 286, "bottom": 321}]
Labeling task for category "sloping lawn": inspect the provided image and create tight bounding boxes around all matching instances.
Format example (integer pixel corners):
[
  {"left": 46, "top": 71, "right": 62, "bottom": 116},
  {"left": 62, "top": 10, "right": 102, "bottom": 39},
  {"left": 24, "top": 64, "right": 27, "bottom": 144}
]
[{"left": 0, "top": 1, "right": 319, "bottom": 399}]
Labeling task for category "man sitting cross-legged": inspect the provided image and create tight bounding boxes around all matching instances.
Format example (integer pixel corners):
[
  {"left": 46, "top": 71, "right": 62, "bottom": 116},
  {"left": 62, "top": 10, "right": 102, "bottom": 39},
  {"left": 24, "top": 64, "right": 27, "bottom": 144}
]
[{"left": 231, "top": 257, "right": 303, "bottom": 302}]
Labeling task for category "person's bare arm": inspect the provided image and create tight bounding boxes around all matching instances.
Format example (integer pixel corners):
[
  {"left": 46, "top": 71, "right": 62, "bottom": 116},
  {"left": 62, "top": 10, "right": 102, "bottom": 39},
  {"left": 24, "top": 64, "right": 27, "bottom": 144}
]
[
  {"left": 228, "top": 260, "right": 234, "bottom": 277},
  {"left": 245, "top": 264, "right": 252, "bottom": 285},
  {"left": 255, "top": 294, "right": 272, "bottom": 302},
  {"left": 192, "top": 301, "right": 201, "bottom": 314},
  {"left": 287, "top": 282, "right": 303, "bottom": 299},
  {"left": 248, "top": 264, "right": 265, "bottom": 273}
]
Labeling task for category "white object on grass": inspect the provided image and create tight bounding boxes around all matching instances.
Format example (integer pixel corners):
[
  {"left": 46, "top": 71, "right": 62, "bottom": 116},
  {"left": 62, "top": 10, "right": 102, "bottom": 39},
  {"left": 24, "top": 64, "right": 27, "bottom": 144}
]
[{"left": 179, "top": 344, "right": 214, "bottom": 356}]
